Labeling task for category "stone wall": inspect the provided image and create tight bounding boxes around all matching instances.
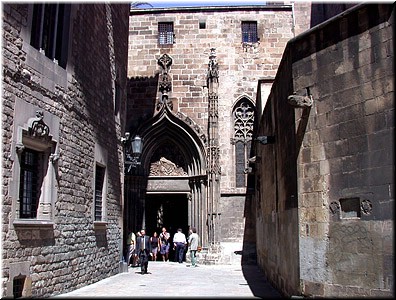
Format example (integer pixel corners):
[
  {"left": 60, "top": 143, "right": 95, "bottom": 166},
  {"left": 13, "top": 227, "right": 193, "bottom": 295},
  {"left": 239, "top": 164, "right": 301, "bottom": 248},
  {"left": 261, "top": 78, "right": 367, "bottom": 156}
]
[
  {"left": 1, "top": 3, "right": 129, "bottom": 298},
  {"left": 255, "top": 35, "right": 300, "bottom": 296},
  {"left": 255, "top": 3, "right": 394, "bottom": 297}
]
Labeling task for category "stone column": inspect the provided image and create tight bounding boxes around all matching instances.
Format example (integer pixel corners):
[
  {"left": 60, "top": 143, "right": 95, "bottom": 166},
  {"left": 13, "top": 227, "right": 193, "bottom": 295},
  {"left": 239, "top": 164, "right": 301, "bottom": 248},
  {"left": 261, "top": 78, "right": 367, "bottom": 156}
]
[{"left": 206, "top": 48, "right": 221, "bottom": 246}]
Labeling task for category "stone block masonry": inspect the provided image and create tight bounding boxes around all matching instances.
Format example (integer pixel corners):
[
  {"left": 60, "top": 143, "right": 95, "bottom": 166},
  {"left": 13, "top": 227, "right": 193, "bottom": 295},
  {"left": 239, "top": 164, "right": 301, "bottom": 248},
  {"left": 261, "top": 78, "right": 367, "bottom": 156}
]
[
  {"left": 255, "top": 3, "right": 394, "bottom": 298},
  {"left": 2, "top": 3, "right": 130, "bottom": 298}
]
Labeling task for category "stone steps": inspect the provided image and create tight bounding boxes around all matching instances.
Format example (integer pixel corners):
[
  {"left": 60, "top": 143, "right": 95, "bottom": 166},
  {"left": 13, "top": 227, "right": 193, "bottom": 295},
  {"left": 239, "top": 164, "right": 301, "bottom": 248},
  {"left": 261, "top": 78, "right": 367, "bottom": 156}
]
[{"left": 186, "top": 244, "right": 243, "bottom": 265}]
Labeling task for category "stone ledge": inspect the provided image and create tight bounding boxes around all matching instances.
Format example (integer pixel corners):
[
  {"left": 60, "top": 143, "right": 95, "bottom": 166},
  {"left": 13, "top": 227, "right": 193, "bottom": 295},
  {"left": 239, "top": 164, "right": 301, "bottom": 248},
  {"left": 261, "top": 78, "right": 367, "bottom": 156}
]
[{"left": 13, "top": 219, "right": 54, "bottom": 230}]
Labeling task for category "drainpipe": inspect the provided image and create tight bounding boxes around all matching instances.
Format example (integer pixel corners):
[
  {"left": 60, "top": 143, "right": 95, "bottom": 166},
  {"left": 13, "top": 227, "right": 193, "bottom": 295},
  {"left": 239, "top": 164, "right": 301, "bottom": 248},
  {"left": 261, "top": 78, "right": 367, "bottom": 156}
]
[{"left": 291, "top": 1, "right": 296, "bottom": 38}]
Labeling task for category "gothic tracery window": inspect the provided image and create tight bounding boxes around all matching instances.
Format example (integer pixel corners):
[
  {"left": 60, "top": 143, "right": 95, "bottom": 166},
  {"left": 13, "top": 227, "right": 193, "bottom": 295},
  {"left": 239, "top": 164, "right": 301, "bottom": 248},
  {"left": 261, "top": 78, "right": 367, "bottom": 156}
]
[{"left": 232, "top": 99, "right": 255, "bottom": 187}]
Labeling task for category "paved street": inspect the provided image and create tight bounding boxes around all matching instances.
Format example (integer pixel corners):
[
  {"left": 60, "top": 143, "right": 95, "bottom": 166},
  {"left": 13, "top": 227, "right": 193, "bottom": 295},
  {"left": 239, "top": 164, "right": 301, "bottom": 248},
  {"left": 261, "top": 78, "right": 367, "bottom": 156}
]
[{"left": 53, "top": 261, "right": 283, "bottom": 298}]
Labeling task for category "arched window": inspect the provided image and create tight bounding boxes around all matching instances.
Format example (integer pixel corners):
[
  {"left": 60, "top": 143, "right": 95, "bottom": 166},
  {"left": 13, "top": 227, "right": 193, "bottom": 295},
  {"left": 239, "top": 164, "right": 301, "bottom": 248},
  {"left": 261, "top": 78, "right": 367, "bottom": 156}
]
[{"left": 231, "top": 98, "right": 256, "bottom": 187}]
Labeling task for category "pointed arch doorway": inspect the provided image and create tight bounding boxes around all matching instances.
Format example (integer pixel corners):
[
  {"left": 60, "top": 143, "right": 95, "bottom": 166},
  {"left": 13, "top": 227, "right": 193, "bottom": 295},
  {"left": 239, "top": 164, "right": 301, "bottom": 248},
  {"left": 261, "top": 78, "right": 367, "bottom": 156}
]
[{"left": 123, "top": 104, "right": 209, "bottom": 257}]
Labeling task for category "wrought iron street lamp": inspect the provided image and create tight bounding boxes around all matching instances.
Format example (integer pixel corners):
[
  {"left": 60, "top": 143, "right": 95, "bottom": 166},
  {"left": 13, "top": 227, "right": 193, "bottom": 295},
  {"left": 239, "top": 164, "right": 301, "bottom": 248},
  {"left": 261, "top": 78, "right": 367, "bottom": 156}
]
[{"left": 121, "top": 133, "right": 142, "bottom": 173}]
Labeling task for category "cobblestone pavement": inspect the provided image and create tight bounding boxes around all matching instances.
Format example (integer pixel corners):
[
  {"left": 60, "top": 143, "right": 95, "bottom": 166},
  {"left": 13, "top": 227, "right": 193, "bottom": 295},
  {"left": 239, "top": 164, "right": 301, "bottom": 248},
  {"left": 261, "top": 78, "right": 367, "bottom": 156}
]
[{"left": 53, "top": 261, "right": 283, "bottom": 298}]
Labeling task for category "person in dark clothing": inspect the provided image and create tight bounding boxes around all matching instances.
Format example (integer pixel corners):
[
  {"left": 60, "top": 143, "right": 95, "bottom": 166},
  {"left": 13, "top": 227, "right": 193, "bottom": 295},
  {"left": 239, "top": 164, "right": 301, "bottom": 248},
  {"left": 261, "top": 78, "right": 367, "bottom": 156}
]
[
  {"left": 150, "top": 231, "right": 160, "bottom": 261},
  {"left": 135, "top": 229, "right": 152, "bottom": 274},
  {"left": 159, "top": 227, "right": 171, "bottom": 262}
]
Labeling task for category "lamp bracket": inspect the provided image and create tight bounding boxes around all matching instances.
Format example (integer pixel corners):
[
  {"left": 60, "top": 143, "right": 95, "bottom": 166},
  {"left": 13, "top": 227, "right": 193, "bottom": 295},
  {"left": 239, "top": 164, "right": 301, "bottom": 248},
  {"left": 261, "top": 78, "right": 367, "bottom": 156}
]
[{"left": 255, "top": 136, "right": 275, "bottom": 145}]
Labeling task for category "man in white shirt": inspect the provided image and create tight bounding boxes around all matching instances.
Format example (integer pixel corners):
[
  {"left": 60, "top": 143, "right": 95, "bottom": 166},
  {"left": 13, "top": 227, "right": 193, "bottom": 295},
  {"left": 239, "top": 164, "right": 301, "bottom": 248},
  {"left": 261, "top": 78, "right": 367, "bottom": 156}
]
[{"left": 173, "top": 228, "right": 187, "bottom": 263}]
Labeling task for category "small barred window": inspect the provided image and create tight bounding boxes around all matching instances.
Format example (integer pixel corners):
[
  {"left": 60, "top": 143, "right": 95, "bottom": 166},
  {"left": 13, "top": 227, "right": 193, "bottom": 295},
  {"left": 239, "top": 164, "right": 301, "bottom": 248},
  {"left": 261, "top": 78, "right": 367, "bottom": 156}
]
[
  {"left": 95, "top": 164, "right": 106, "bottom": 221},
  {"left": 241, "top": 21, "right": 258, "bottom": 43},
  {"left": 158, "top": 22, "right": 174, "bottom": 45}
]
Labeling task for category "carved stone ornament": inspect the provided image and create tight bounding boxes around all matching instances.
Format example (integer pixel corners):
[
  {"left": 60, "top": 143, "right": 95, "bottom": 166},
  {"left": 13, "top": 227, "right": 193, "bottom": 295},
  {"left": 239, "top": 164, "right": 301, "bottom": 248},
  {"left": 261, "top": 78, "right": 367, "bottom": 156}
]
[
  {"left": 207, "top": 146, "right": 221, "bottom": 175},
  {"left": 149, "top": 157, "right": 187, "bottom": 176},
  {"left": 157, "top": 54, "right": 173, "bottom": 110},
  {"left": 157, "top": 93, "right": 173, "bottom": 111},
  {"left": 360, "top": 199, "right": 372, "bottom": 215},
  {"left": 158, "top": 53, "right": 172, "bottom": 72},
  {"left": 27, "top": 110, "right": 51, "bottom": 140},
  {"left": 175, "top": 112, "right": 207, "bottom": 145},
  {"left": 329, "top": 201, "right": 340, "bottom": 215},
  {"left": 287, "top": 93, "right": 313, "bottom": 108},
  {"left": 207, "top": 48, "right": 219, "bottom": 82},
  {"left": 159, "top": 72, "right": 172, "bottom": 93}
]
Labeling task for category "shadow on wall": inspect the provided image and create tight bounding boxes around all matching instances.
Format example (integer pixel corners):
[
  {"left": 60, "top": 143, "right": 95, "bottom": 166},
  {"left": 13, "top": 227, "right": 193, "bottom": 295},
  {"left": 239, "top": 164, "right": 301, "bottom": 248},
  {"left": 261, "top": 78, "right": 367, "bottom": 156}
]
[
  {"left": 126, "top": 74, "right": 159, "bottom": 132},
  {"left": 241, "top": 190, "right": 258, "bottom": 265}
]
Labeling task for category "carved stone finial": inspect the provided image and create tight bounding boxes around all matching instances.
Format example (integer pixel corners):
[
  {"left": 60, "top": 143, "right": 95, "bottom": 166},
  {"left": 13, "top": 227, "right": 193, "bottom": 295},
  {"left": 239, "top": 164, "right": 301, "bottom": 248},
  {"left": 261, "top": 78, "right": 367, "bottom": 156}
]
[
  {"left": 158, "top": 53, "right": 172, "bottom": 72},
  {"left": 157, "top": 54, "right": 174, "bottom": 110},
  {"left": 207, "top": 49, "right": 219, "bottom": 81}
]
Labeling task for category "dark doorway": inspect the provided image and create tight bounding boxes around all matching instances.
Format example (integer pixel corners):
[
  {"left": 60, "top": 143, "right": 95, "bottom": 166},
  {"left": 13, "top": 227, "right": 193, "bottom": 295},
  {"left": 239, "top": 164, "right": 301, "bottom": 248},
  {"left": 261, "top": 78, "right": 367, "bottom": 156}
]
[{"left": 145, "top": 194, "right": 189, "bottom": 261}]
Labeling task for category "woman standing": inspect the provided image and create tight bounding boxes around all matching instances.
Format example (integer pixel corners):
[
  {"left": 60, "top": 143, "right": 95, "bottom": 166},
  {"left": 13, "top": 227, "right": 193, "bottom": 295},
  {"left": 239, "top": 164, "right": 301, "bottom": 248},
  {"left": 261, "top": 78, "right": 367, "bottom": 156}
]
[
  {"left": 150, "top": 232, "right": 160, "bottom": 261},
  {"left": 159, "top": 227, "right": 171, "bottom": 262}
]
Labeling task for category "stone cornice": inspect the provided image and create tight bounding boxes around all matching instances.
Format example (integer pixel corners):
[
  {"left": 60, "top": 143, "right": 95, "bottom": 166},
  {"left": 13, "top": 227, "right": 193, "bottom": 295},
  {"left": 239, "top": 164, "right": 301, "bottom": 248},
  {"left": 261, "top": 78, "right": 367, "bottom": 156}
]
[{"left": 130, "top": 5, "right": 292, "bottom": 15}]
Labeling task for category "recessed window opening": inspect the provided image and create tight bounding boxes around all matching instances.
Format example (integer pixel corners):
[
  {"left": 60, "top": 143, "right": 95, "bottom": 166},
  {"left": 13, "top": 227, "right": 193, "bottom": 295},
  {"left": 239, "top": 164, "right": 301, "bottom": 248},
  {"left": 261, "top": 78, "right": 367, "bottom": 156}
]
[
  {"left": 241, "top": 21, "right": 258, "bottom": 43},
  {"left": 199, "top": 20, "right": 206, "bottom": 29},
  {"left": 340, "top": 197, "right": 361, "bottom": 219},
  {"left": 19, "top": 149, "right": 43, "bottom": 219},
  {"left": 13, "top": 276, "right": 26, "bottom": 298},
  {"left": 95, "top": 164, "right": 106, "bottom": 221},
  {"left": 158, "top": 22, "right": 174, "bottom": 45},
  {"left": 30, "top": 4, "right": 71, "bottom": 68}
]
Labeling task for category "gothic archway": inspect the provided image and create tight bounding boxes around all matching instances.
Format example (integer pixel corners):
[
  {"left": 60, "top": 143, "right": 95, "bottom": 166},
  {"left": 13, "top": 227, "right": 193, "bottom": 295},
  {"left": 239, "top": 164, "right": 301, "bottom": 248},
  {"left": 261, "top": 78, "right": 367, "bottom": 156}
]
[{"left": 124, "top": 103, "right": 209, "bottom": 252}]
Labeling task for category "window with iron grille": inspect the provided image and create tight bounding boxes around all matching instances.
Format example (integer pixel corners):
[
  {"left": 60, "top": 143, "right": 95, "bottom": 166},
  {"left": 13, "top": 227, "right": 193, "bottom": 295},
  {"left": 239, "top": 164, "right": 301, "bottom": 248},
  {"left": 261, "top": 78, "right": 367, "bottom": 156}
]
[
  {"left": 30, "top": 3, "right": 71, "bottom": 68},
  {"left": 158, "top": 22, "right": 174, "bottom": 45},
  {"left": 94, "top": 164, "right": 106, "bottom": 221},
  {"left": 241, "top": 21, "right": 258, "bottom": 43},
  {"left": 19, "top": 149, "right": 41, "bottom": 219}
]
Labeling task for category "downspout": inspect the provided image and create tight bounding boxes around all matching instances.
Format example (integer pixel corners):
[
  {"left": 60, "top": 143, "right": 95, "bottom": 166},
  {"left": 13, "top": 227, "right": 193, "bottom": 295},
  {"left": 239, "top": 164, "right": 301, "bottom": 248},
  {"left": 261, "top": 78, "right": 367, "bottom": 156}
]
[{"left": 291, "top": 1, "right": 296, "bottom": 38}]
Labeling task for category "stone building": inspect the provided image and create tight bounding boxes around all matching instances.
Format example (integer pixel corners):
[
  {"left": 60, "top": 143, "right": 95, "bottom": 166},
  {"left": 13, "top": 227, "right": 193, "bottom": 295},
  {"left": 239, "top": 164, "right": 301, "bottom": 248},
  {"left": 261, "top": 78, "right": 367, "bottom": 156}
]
[
  {"left": 125, "top": 3, "right": 310, "bottom": 264},
  {"left": 253, "top": 2, "right": 394, "bottom": 297},
  {"left": 1, "top": 3, "right": 129, "bottom": 298},
  {"left": 2, "top": 1, "right": 393, "bottom": 299}
]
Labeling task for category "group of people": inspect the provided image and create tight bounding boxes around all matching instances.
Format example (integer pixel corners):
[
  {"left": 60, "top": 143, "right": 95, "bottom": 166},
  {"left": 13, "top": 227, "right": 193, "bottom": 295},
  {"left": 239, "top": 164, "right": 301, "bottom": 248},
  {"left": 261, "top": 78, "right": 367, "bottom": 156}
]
[{"left": 126, "top": 227, "right": 200, "bottom": 275}]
